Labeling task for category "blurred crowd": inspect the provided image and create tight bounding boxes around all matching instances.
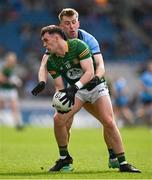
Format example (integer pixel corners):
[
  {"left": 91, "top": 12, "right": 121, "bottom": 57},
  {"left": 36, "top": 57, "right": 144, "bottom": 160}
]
[
  {"left": 0, "top": 0, "right": 152, "bottom": 127},
  {"left": 0, "top": 0, "right": 151, "bottom": 62},
  {"left": 131, "top": 0, "right": 152, "bottom": 38},
  {"left": 110, "top": 61, "right": 152, "bottom": 127}
]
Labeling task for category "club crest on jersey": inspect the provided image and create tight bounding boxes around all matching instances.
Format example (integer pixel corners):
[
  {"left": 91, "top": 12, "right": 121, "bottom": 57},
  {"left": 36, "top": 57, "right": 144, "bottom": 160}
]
[{"left": 66, "top": 68, "right": 83, "bottom": 80}]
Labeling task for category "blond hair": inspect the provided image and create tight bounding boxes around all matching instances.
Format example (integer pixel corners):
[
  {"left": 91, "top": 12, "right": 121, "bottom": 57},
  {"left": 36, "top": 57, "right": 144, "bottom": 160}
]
[{"left": 58, "top": 8, "right": 79, "bottom": 21}]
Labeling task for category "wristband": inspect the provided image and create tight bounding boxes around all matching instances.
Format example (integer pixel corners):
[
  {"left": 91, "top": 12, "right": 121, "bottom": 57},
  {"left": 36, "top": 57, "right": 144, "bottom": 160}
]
[{"left": 75, "top": 81, "right": 83, "bottom": 89}]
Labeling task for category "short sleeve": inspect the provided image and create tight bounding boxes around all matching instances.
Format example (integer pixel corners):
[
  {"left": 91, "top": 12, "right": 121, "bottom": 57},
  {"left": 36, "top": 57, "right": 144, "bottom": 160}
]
[{"left": 77, "top": 41, "right": 92, "bottom": 61}]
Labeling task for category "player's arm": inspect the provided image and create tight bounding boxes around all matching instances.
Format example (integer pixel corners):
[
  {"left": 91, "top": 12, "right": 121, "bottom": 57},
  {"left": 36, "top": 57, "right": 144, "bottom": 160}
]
[
  {"left": 93, "top": 53, "right": 105, "bottom": 78},
  {"left": 59, "top": 41, "right": 94, "bottom": 106},
  {"left": 31, "top": 54, "right": 48, "bottom": 96},
  {"left": 78, "top": 57, "right": 94, "bottom": 85},
  {"left": 38, "top": 54, "right": 48, "bottom": 82},
  {"left": 59, "top": 57, "right": 94, "bottom": 107},
  {"left": 84, "top": 32, "right": 105, "bottom": 78},
  {"left": 85, "top": 35, "right": 106, "bottom": 90},
  {"left": 76, "top": 40, "right": 95, "bottom": 86},
  {"left": 85, "top": 54, "right": 105, "bottom": 91}
]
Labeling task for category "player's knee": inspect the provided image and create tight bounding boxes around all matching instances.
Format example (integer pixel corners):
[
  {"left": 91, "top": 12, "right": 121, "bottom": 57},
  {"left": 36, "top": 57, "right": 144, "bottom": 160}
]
[
  {"left": 102, "top": 116, "right": 116, "bottom": 129},
  {"left": 53, "top": 113, "right": 66, "bottom": 126}
]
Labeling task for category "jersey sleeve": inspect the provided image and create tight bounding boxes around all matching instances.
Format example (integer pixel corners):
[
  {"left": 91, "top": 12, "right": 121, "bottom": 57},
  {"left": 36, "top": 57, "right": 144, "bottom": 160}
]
[
  {"left": 79, "top": 29, "right": 101, "bottom": 54},
  {"left": 85, "top": 35, "right": 100, "bottom": 54},
  {"left": 77, "top": 40, "right": 92, "bottom": 61}
]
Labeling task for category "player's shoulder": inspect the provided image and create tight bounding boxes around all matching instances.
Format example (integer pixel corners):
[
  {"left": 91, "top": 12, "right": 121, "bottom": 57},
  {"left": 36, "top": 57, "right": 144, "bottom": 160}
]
[
  {"left": 68, "top": 38, "right": 87, "bottom": 46},
  {"left": 78, "top": 29, "right": 91, "bottom": 36},
  {"left": 78, "top": 29, "right": 96, "bottom": 39},
  {"left": 78, "top": 29, "right": 99, "bottom": 49},
  {"left": 68, "top": 39, "right": 89, "bottom": 54}
]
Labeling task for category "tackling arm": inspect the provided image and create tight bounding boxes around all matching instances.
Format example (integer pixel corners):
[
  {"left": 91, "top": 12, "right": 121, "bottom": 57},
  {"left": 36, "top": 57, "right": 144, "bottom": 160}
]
[
  {"left": 83, "top": 54, "right": 105, "bottom": 91},
  {"left": 93, "top": 53, "right": 105, "bottom": 78}
]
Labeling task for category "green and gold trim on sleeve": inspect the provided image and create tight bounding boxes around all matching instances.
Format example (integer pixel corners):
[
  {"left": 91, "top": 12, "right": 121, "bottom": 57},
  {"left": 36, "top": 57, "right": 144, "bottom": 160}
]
[
  {"left": 79, "top": 48, "right": 90, "bottom": 59},
  {"left": 77, "top": 40, "right": 91, "bottom": 60}
]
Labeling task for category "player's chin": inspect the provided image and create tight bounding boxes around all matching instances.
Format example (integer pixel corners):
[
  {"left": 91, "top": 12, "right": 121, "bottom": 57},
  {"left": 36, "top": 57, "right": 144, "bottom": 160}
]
[{"left": 70, "top": 32, "right": 77, "bottom": 38}]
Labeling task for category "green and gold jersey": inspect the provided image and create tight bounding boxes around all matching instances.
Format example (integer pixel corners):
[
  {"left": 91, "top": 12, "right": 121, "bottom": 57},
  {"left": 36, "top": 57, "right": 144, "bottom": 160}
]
[
  {"left": 0, "top": 67, "right": 15, "bottom": 89},
  {"left": 47, "top": 39, "right": 96, "bottom": 85}
]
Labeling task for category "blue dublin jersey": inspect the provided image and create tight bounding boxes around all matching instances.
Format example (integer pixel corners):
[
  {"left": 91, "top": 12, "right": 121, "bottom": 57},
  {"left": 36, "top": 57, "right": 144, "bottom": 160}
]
[{"left": 78, "top": 29, "right": 101, "bottom": 55}]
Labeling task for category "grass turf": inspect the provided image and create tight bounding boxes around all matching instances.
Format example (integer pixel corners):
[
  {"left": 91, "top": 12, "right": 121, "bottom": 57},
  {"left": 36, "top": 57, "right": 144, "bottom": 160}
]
[{"left": 0, "top": 126, "right": 152, "bottom": 179}]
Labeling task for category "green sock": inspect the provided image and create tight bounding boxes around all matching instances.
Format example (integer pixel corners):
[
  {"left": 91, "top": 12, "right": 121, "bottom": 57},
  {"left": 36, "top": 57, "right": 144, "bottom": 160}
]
[
  {"left": 59, "top": 145, "right": 69, "bottom": 158},
  {"left": 108, "top": 149, "right": 117, "bottom": 159},
  {"left": 116, "top": 152, "right": 127, "bottom": 165}
]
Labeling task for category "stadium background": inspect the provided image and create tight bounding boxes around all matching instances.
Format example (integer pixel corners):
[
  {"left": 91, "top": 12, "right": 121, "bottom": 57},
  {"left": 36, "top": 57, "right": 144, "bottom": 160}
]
[{"left": 0, "top": 0, "right": 152, "bottom": 128}]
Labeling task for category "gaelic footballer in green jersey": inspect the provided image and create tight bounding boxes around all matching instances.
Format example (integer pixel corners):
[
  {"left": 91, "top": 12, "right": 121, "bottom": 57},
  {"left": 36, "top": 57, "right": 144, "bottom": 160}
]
[
  {"left": 42, "top": 25, "right": 96, "bottom": 107},
  {"left": 0, "top": 52, "right": 23, "bottom": 129},
  {"left": 32, "top": 25, "right": 102, "bottom": 102},
  {"left": 47, "top": 37, "right": 104, "bottom": 107},
  {"left": 47, "top": 38, "right": 96, "bottom": 85}
]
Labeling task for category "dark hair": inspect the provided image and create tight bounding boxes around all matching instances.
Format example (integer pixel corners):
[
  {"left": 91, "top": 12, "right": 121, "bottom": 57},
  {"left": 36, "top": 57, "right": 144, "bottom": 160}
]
[
  {"left": 58, "top": 8, "right": 79, "bottom": 21},
  {"left": 41, "top": 25, "right": 67, "bottom": 40}
]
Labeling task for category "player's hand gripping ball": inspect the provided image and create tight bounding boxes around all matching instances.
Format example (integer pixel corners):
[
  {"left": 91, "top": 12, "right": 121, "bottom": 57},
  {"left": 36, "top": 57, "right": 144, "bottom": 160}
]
[{"left": 52, "top": 91, "right": 73, "bottom": 113}]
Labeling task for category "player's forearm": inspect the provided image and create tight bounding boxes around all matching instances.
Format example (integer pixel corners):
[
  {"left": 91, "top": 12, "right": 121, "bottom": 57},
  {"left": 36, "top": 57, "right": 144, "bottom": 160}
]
[
  {"left": 78, "top": 58, "right": 94, "bottom": 87},
  {"left": 38, "top": 65, "right": 48, "bottom": 82},
  {"left": 38, "top": 54, "right": 49, "bottom": 82},
  {"left": 94, "top": 54, "right": 105, "bottom": 78},
  {"left": 95, "top": 65, "right": 105, "bottom": 78},
  {"left": 80, "top": 71, "right": 94, "bottom": 85}
]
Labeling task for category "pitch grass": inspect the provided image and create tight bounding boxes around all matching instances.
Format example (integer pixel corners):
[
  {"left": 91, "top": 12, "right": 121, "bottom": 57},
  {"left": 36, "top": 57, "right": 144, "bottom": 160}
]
[{"left": 0, "top": 126, "right": 152, "bottom": 179}]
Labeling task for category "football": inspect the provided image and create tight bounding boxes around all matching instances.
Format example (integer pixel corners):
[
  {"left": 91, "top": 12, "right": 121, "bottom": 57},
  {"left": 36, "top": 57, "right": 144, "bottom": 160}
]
[{"left": 52, "top": 91, "right": 72, "bottom": 112}]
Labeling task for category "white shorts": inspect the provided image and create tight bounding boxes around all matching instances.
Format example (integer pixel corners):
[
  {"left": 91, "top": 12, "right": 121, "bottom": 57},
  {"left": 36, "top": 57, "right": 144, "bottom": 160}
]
[
  {"left": 0, "top": 88, "right": 18, "bottom": 100},
  {"left": 76, "top": 82, "right": 109, "bottom": 104}
]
